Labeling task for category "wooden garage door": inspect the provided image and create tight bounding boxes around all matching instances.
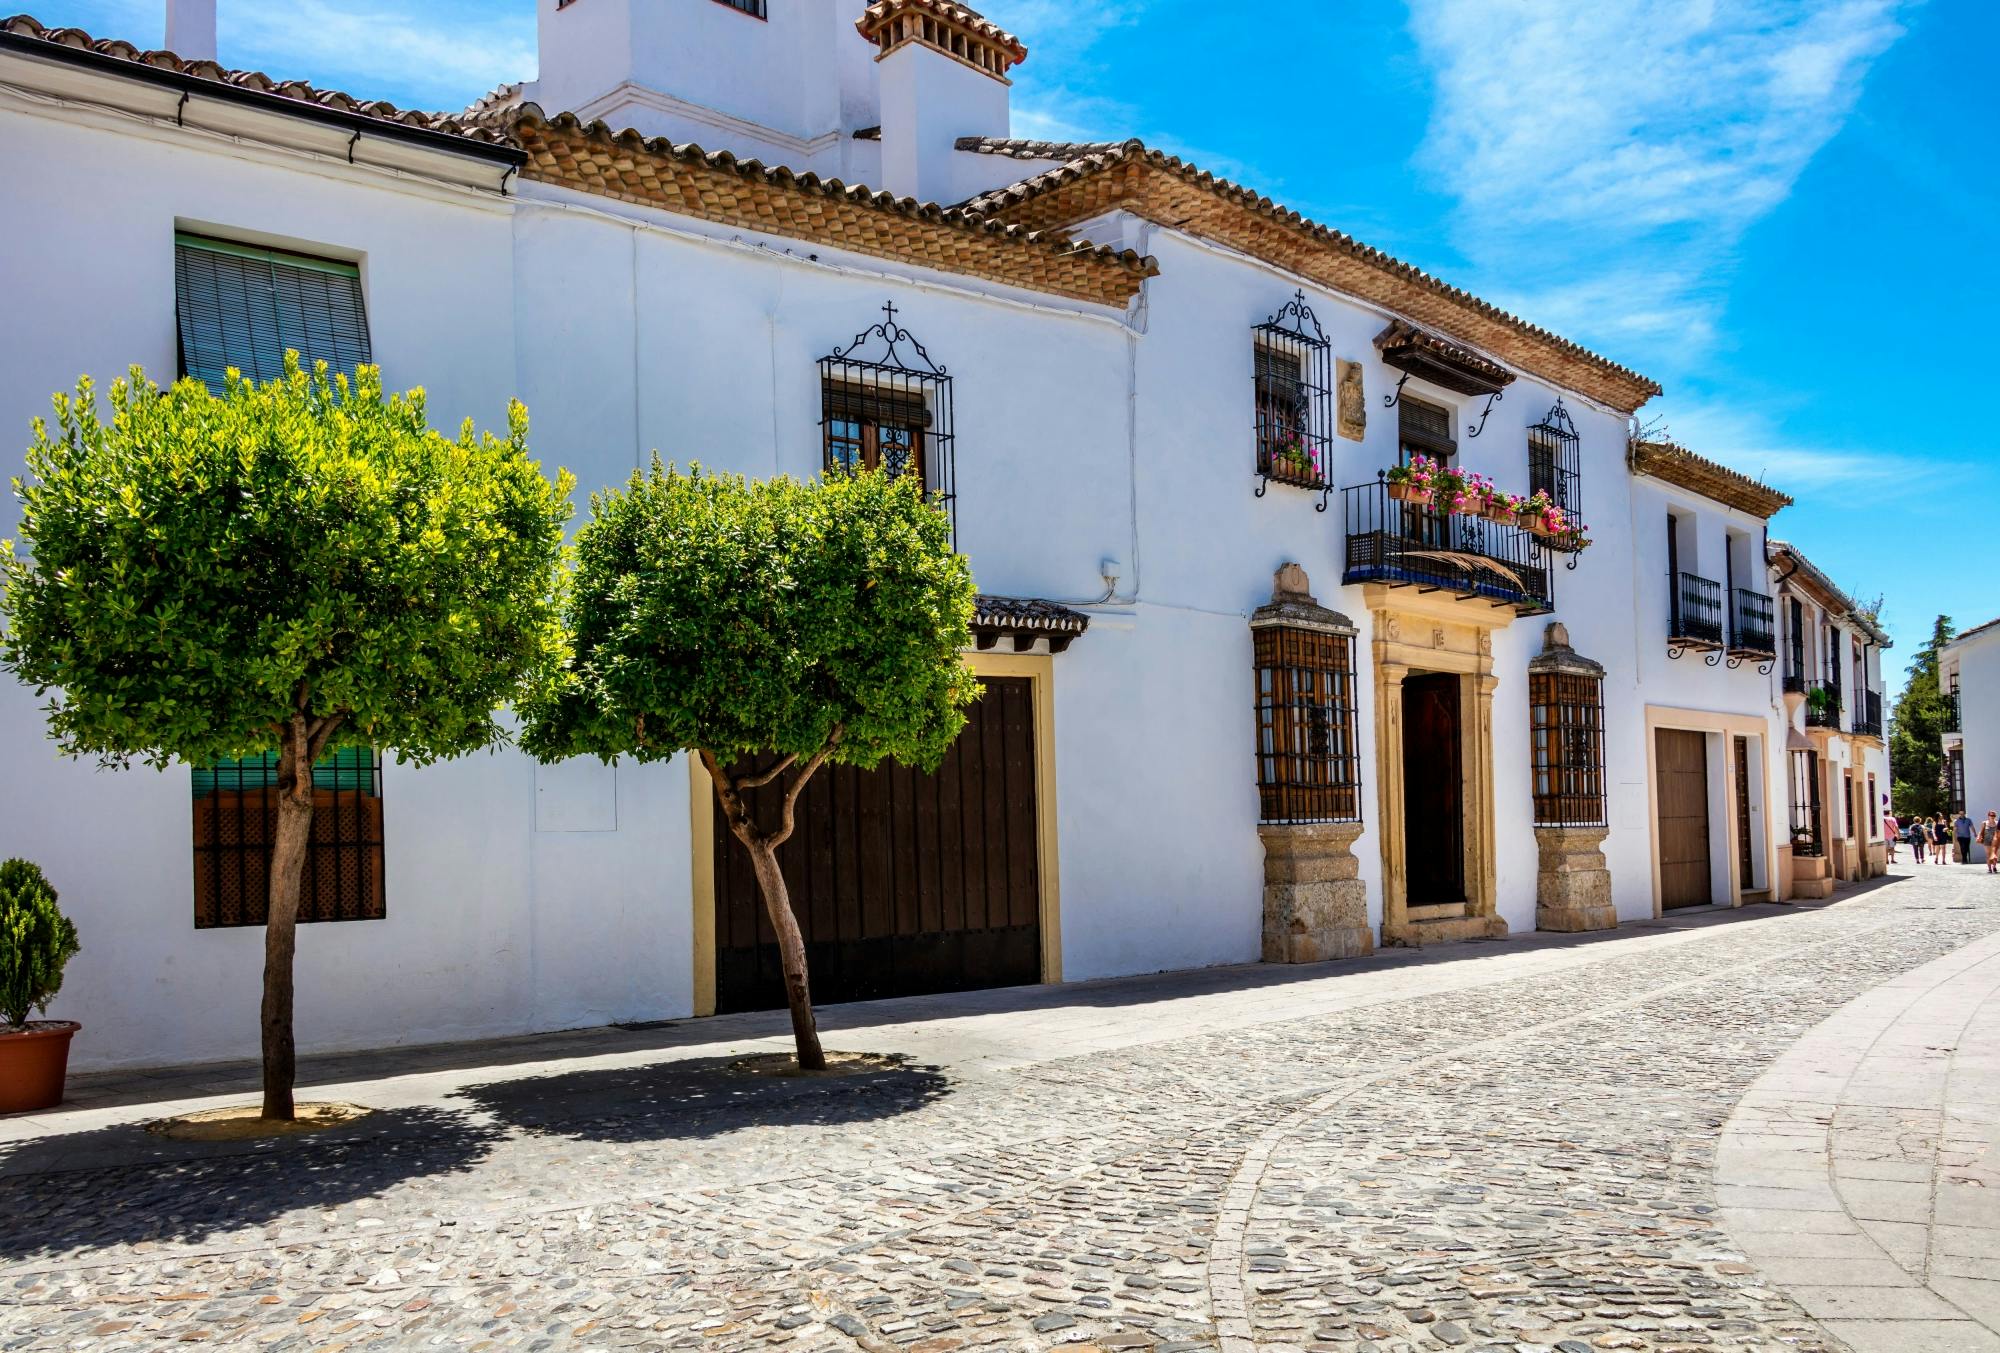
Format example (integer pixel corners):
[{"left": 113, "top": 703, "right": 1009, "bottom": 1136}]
[
  {"left": 1657, "top": 728, "right": 1712, "bottom": 909},
  {"left": 714, "top": 677, "right": 1042, "bottom": 1014}
]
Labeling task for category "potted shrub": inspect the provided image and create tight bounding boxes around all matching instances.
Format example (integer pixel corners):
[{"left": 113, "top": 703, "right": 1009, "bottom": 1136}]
[
  {"left": 1531, "top": 504, "right": 1569, "bottom": 540},
  {"left": 1452, "top": 472, "right": 1494, "bottom": 517},
  {"left": 1484, "top": 489, "right": 1520, "bottom": 524},
  {"left": 1516, "top": 490, "right": 1552, "bottom": 531},
  {"left": 0, "top": 860, "right": 80, "bottom": 1114},
  {"left": 1389, "top": 455, "right": 1436, "bottom": 505},
  {"left": 1386, "top": 461, "right": 1415, "bottom": 501}
]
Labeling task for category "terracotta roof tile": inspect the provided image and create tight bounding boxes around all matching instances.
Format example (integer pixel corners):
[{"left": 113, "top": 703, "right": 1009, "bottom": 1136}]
[
  {"left": 955, "top": 137, "right": 1662, "bottom": 413},
  {"left": 508, "top": 106, "right": 1157, "bottom": 307},
  {"left": 1767, "top": 540, "right": 1889, "bottom": 647},
  {"left": 1631, "top": 439, "right": 1792, "bottom": 519},
  {"left": 0, "top": 13, "right": 514, "bottom": 149}
]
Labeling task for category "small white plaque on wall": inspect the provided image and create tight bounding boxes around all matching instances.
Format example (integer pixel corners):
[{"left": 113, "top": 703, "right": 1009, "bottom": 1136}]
[{"left": 535, "top": 758, "right": 618, "bottom": 833}]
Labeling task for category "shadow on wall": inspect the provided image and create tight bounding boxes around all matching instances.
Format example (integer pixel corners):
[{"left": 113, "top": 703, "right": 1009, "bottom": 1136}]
[
  {"left": 0, "top": 1106, "right": 503, "bottom": 1262},
  {"left": 456, "top": 1052, "right": 952, "bottom": 1144}
]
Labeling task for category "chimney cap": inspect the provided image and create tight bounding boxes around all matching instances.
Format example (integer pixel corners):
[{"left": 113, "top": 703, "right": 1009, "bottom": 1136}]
[{"left": 857, "top": 0, "right": 1028, "bottom": 78}]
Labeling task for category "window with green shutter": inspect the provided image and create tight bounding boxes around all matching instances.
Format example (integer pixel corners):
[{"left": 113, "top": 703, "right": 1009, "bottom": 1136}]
[
  {"left": 173, "top": 232, "right": 371, "bottom": 391},
  {"left": 192, "top": 748, "right": 386, "bottom": 928}
]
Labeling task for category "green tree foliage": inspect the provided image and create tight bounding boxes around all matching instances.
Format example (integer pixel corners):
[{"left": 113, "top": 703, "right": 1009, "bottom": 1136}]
[
  {"left": 0, "top": 860, "right": 79, "bottom": 1029},
  {"left": 1, "top": 359, "right": 570, "bottom": 1115},
  {"left": 1890, "top": 614, "right": 1956, "bottom": 819},
  {"left": 523, "top": 461, "right": 978, "bottom": 1068}
]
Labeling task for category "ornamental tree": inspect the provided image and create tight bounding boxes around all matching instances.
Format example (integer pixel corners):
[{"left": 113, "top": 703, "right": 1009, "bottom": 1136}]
[
  {"left": 1, "top": 359, "right": 570, "bottom": 1118},
  {"left": 521, "top": 461, "right": 977, "bottom": 1069}
]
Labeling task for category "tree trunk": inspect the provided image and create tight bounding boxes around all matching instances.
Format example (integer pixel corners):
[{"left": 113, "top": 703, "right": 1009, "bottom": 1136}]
[
  {"left": 261, "top": 717, "right": 317, "bottom": 1120},
  {"left": 739, "top": 832, "right": 826, "bottom": 1071}
]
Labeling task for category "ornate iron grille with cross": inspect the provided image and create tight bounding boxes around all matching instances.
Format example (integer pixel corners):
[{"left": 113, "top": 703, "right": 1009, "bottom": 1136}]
[
  {"left": 820, "top": 301, "right": 957, "bottom": 538},
  {"left": 1528, "top": 398, "right": 1580, "bottom": 515},
  {"left": 1252, "top": 291, "right": 1335, "bottom": 509}
]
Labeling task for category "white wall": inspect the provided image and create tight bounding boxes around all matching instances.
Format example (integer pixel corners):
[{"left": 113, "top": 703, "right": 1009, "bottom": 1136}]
[{"left": 1953, "top": 628, "right": 2000, "bottom": 842}]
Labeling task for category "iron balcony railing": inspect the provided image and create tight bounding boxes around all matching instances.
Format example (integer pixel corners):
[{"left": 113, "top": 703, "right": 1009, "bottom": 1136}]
[
  {"left": 1669, "top": 572, "right": 1724, "bottom": 648},
  {"left": 1804, "top": 682, "right": 1842, "bottom": 729},
  {"left": 1853, "top": 689, "right": 1883, "bottom": 738},
  {"left": 1341, "top": 476, "right": 1553, "bottom": 614},
  {"left": 1729, "top": 588, "right": 1776, "bottom": 657}
]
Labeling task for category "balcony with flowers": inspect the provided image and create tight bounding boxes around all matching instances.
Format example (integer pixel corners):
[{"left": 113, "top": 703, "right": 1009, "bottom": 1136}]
[{"left": 1341, "top": 456, "right": 1586, "bottom": 614}]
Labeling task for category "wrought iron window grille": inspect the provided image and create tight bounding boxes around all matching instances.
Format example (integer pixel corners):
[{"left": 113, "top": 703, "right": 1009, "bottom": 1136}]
[
  {"left": 1253, "top": 625, "right": 1362, "bottom": 824},
  {"left": 1529, "top": 671, "right": 1607, "bottom": 827},
  {"left": 1789, "top": 748, "right": 1823, "bottom": 857},
  {"left": 712, "top": 0, "right": 767, "bottom": 16},
  {"left": 1666, "top": 571, "right": 1725, "bottom": 661},
  {"left": 1252, "top": 291, "right": 1335, "bottom": 510},
  {"left": 1527, "top": 399, "right": 1580, "bottom": 515},
  {"left": 192, "top": 748, "right": 386, "bottom": 928},
  {"left": 820, "top": 301, "right": 956, "bottom": 539}
]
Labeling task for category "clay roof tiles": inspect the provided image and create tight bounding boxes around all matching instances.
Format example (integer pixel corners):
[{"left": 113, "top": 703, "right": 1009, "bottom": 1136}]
[
  {"left": 955, "top": 136, "right": 1663, "bottom": 413},
  {"left": 0, "top": 13, "right": 515, "bottom": 149},
  {"left": 1630, "top": 439, "right": 1793, "bottom": 520},
  {"left": 507, "top": 106, "right": 1157, "bottom": 308}
]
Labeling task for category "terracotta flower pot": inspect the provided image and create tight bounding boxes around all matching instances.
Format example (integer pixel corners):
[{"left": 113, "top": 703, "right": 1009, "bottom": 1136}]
[
  {"left": 1387, "top": 480, "right": 1413, "bottom": 502},
  {"left": 0, "top": 1021, "right": 78, "bottom": 1114},
  {"left": 1483, "top": 502, "right": 1514, "bottom": 523},
  {"left": 1516, "top": 510, "right": 1539, "bottom": 529}
]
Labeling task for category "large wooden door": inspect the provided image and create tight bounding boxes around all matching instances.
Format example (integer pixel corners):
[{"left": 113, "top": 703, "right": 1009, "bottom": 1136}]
[
  {"left": 1402, "top": 672, "right": 1465, "bottom": 904},
  {"left": 714, "top": 676, "right": 1042, "bottom": 1014},
  {"left": 1657, "top": 728, "right": 1712, "bottom": 909}
]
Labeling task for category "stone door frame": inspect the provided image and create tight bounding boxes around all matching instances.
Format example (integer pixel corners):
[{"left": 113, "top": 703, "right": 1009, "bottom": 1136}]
[{"left": 1362, "top": 585, "right": 1507, "bottom": 946}]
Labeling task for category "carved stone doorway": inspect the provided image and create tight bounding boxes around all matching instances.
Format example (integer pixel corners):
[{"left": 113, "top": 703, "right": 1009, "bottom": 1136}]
[{"left": 1401, "top": 672, "right": 1466, "bottom": 905}]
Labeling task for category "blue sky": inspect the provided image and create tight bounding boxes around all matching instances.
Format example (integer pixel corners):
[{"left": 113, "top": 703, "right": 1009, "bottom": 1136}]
[{"left": 32, "top": 0, "right": 1993, "bottom": 680}]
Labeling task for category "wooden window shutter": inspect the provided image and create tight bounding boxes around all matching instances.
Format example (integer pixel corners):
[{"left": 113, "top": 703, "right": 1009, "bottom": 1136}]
[{"left": 174, "top": 233, "right": 372, "bottom": 391}]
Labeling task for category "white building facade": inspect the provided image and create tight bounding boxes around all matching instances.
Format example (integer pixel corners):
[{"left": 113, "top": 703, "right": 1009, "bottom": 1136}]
[
  {"left": 1940, "top": 619, "right": 2000, "bottom": 857},
  {"left": 0, "top": 1, "right": 1887, "bottom": 1072}
]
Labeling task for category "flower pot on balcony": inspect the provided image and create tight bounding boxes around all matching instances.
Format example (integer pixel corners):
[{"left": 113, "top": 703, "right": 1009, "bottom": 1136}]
[
  {"left": 1516, "top": 509, "right": 1539, "bottom": 529},
  {"left": 0, "top": 1021, "right": 78, "bottom": 1114},
  {"left": 1387, "top": 480, "right": 1413, "bottom": 502},
  {"left": 1483, "top": 501, "right": 1515, "bottom": 524}
]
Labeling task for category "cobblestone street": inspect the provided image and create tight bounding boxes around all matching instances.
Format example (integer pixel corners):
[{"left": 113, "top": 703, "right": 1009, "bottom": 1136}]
[{"left": 3, "top": 864, "right": 1997, "bottom": 1352}]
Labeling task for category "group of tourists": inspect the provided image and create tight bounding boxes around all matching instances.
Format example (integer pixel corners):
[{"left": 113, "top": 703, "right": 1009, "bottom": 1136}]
[{"left": 1885, "top": 809, "right": 2000, "bottom": 873}]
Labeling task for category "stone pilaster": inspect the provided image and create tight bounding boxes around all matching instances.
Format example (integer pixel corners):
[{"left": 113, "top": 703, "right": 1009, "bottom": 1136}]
[
  {"left": 1259, "top": 821, "right": 1371, "bottom": 963},
  {"left": 1533, "top": 825, "right": 1616, "bottom": 932}
]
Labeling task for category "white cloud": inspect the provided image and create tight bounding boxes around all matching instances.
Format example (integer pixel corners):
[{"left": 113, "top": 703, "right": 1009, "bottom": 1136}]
[
  {"left": 1404, "top": 0, "right": 1912, "bottom": 378},
  {"left": 219, "top": 0, "right": 535, "bottom": 109}
]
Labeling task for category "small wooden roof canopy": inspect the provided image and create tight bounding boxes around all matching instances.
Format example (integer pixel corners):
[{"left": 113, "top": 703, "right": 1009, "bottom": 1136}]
[{"left": 1374, "top": 320, "right": 1514, "bottom": 398}]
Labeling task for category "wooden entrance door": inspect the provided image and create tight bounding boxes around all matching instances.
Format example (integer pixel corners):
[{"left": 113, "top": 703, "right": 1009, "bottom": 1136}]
[
  {"left": 1733, "top": 736, "right": 1755, "bottom": 891},
  {"left": 1402, "top": 672, "right": 1465, "bottom": 904},
  {"left": 714, "top": 676, "right": 1042, "bottom": 1014},
  {"left": 1657, "top": 728, "right": 1712, "bottom": 909}
]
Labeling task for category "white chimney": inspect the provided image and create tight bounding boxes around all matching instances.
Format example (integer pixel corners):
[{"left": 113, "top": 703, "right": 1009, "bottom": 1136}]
[
  {"left": 857, "top": 0, "right": 1023, "bottom": 204},
  {"left": 165, "top": 0, "right": 217, "bottom": 63}
]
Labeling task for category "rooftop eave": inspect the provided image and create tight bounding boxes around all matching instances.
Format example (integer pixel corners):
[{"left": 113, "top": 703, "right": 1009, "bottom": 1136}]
[
  {"left": 0, "top": 17, "right": 521, "bottom": 189},
  {"left": 1630, "top": 440, "right": 1792, "bottom": 519}
]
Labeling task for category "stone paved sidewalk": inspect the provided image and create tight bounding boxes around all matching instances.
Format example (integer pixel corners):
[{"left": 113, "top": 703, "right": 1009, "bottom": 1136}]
[{"left": 0, "top": 864, "right": 1996, "bottom": 1351}]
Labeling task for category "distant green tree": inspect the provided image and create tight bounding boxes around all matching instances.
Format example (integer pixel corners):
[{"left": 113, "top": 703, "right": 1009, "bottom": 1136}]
[
  {"left": 521, "top": 462, "right": 978, "bottom": 1070},
  {"left": 1889, "top": 614, "right": 1956, "bottom": 819},
  {"left": 1, "top": 360, "right": 570, "bottom": 1118}
]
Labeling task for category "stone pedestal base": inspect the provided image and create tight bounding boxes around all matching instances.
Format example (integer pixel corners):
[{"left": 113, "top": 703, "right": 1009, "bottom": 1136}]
[
  {"left": 1259, "top": 821, "right": 1371, "bottom": 963},
  {"left": 1534, "top": 825, "right": 1616, "bottom": 932},
  {"left": 1791, "top": 852, "right": 1835, "bottom": 900}
]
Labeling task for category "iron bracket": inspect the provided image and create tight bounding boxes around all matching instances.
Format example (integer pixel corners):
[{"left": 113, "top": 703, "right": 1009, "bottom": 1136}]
[
  {"left": 1382, "top": 372, "right": 1410, "bottom": 409},
  {"left": 1464, "top": 388, "right": 1503, "bottom": 438}
]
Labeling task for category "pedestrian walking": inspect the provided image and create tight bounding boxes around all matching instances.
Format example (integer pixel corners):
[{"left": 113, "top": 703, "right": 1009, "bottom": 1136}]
[
  {"left": 1955, "top": 810, "right": 1974, "bottom": 865},
  {"left": 1908, "top": 815, "right": 1925, "bottom": 863},
  {"left": 1885, "top": 810, "right": 1900, "bottom": 863},
  {"left": 1984, "top": 812, "right": 1999, "bottom": 875}
]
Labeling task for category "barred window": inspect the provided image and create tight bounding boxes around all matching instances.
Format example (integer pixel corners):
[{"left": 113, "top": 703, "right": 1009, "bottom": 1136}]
[
  {"left": 1252, "top": 292, "right": 1332, "bottom": 493},
  {"left": 820, "top": 302, "right": 955, "bottom": 537},
  {"left": 1253, "top": 626, "right": 1360, "bottom": 824},
  {"left": 193, "top": 748, "right": 385, "bottom": 928},
  {"left": 713, "top": 0, "right": 766, "bottom": 15},
  {"left": 1529, "top": 671, "right": 1605, "bottom": 826},
  {"left": 1528, "top": 399, "right": 1580, "bottom": 514},
  {"left": 174, "top": 233, "right": 370, "bottom": 393}
]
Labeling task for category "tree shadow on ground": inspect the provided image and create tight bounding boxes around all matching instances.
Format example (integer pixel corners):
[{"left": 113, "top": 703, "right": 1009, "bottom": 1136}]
[
  {"left": 0, "top": 1106, "right": 503, "bottom": 1262},
  {"left": 457, "top": 1051, "right": 951, "bottom": 1143}
]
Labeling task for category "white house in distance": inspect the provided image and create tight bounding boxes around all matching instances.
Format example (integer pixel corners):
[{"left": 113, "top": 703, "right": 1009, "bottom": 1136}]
[
  {"left": 1941, "top": 618, "right": 2000, "bottom": 856},
  {"left": 0, "top": 0, "right": 1896, "bottom": 1072}
]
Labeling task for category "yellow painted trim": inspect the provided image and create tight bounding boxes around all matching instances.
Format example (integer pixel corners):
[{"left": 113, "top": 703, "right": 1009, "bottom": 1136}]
[
  {"left": 965, "top": 650, "right": 1062, "bottom": 984},
  {"left": 1641, "top": 704, "right": 1776, "bottom": 918},
  {"left": 688, "top": 756, "right": 716, "bottom": 1017}
]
